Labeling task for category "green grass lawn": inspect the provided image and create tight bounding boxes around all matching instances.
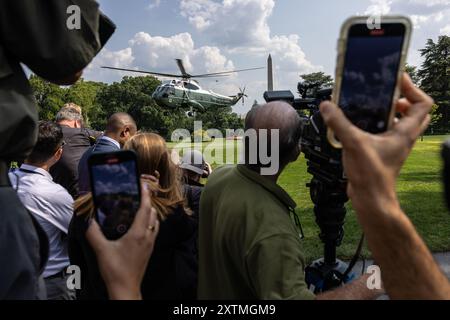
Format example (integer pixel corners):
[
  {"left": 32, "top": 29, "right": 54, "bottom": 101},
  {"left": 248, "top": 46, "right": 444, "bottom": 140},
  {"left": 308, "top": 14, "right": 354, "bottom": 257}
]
[{"left": 169, "top": 136, "right": 450, "bottom": 263}]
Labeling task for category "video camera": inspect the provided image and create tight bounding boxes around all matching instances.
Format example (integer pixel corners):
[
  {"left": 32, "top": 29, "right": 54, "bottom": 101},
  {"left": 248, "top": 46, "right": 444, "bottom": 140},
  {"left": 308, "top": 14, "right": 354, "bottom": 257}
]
[{"left": 264, "top": 83, "right": 357, "bottom": 293}]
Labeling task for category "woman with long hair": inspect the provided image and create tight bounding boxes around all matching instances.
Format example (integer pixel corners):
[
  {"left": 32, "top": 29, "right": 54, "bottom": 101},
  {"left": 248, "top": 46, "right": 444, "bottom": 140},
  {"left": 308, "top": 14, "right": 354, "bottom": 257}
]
[{"left": 68, "top": 133, "right": 198, "bottom": 300}]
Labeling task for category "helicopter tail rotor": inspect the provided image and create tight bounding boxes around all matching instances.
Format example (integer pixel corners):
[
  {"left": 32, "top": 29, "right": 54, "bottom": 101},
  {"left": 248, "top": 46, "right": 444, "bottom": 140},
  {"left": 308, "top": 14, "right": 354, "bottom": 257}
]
[{"left": 238, "top": 86, "right": 248, "bottom": 105}]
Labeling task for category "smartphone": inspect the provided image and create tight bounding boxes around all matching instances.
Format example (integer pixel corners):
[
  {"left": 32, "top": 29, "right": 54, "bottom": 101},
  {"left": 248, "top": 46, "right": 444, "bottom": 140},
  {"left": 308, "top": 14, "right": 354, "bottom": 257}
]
[
  {"left": 328, "top": 16, "right": 412, "bottom": 148},
  {"left": 88, "top": 150, "right": 141, "bottom": 240}
]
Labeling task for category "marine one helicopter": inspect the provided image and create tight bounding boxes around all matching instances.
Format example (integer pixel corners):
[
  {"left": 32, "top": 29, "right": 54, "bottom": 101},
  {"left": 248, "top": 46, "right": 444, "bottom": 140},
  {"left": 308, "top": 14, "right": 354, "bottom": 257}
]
[{"left": 102, "top": 59, "right": 263, "bottom": 116}]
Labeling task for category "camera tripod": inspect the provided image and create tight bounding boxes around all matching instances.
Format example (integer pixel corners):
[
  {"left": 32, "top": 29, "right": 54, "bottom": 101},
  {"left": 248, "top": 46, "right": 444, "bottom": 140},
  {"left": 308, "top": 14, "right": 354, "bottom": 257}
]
[{"left": 304, "top": 177, "right": 356, "bottom": 293}]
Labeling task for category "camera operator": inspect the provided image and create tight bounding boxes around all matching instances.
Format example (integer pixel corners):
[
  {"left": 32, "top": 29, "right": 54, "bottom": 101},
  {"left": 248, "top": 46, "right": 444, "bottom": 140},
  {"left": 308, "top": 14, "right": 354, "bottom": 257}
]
[
  {"left": 320, "top": 73, "right": 450, "bottom": 299},
  {"left": 198, "top": 101, "right": 383, "bottom": 300},
  {"left": 0, "top": 0, "right": 114, "bottom": 299}
]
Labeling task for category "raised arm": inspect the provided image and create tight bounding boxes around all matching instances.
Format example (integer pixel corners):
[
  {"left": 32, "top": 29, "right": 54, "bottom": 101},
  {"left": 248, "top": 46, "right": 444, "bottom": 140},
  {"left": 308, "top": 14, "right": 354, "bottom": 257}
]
[{"left": 320, "top": 73, "right": 450, "bottom": 299}]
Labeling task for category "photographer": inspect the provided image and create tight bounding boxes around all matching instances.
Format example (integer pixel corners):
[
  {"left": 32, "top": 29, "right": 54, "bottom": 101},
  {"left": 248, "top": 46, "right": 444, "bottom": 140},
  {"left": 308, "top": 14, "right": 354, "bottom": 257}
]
[
  {"left": 198, "top": 101, "right": 383, "bottom": 300},
  {"left": 320, "top": 73, "right": 450, "bottom": 299},
  {"left": 0, "top": 0, "right": 114, "bottom": 299}
]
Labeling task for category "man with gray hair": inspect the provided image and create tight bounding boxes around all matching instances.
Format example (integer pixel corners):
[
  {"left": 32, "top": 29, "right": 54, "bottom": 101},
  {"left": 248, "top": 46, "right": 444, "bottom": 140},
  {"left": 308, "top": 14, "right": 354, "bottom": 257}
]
[
  {"left": 50, "top": 104, "right": 101, "bottom": 199},
  {"left": 198, "top": 101, "right": 383, "bottom": 300}
]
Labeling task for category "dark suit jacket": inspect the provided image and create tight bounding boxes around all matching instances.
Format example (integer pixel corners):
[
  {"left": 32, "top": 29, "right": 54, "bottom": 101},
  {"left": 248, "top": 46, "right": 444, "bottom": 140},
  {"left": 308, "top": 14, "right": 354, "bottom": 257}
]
[
  {"left": 50, "top": 126, "right": 101, "bottom": 199},
  {"left": 77, "top": 137, "right": 120, "bottom": 195}
]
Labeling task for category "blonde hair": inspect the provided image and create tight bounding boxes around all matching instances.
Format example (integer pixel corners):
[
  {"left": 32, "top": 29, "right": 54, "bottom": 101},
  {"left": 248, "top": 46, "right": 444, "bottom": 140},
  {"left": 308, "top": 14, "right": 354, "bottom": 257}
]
[
  {"left": 63, "top": 103, "right": 82, "bottom": 115},
  {"left": 75, "top": 133, "right": 188, "bottom": 221},
  {"left": 124, "top": 133, "right": 186, "bottom": 220}
]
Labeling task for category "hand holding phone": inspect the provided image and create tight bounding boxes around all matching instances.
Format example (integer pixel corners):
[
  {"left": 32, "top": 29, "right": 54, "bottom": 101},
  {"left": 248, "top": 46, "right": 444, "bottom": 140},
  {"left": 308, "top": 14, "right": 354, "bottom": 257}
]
[
  {"left": 86, "top": 179, "right": 160, "bottom": 300},
  {"left": 321, "top": 73, "right": 432, "bottom": 204},
  {"left": 328, "top": 16, "right": 412, "bottom": 148},
  {"left": 88, "top": 150, "right": 141, "bottom": 240}
]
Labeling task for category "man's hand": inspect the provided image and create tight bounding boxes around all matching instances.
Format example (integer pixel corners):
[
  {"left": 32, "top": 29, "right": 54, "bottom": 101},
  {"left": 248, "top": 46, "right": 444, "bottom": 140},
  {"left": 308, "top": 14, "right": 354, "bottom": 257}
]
[
  {"left": 320, "top": 73, "right": 450, "bottom": 299},
  {"left": 320, "top": 73, "right": 432, "bottom": 216},
  {"left": 86, "top": 178, "right": 160, "bottom": 300}
]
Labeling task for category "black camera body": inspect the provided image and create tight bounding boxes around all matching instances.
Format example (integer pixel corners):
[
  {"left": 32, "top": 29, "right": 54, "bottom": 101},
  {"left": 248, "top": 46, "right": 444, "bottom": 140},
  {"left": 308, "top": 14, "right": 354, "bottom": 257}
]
[
  {"left": 264, "top": 85, "right": 345, "bottom": 190},
  {"left": 264, "top": 84, "right": 353, "bottom": 293}
]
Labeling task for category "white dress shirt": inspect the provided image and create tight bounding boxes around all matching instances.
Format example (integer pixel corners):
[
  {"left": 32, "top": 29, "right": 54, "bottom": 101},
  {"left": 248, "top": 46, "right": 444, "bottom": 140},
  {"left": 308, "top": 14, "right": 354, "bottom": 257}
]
[{"left": 9, "top": 164, "right": 74, "bottom": 278}]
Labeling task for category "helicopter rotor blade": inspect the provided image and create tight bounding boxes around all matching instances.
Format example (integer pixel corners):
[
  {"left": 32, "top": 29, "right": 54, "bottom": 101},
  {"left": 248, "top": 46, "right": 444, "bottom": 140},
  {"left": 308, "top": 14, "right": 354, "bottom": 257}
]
[
  {"left": 175, "top": 59, "right": 190, "bottom": 78},
  {"left": 194, "top": 74, "right": 231, "bottom": 79},
  {"left": 191, "top": 67, "right": 264, "bottom": 78},
  {"left": 101, "top": 66, "right": 184, "bottom": 78}
]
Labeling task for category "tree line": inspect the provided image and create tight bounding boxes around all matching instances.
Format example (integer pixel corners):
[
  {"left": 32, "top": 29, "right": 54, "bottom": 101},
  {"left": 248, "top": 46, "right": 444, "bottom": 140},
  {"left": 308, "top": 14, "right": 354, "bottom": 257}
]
[
  {"left": 30, "top": 74, "right": 243, "bottom": 140},
  {"left": 31, "top": 36, "right": 449, "bottom": 136}
]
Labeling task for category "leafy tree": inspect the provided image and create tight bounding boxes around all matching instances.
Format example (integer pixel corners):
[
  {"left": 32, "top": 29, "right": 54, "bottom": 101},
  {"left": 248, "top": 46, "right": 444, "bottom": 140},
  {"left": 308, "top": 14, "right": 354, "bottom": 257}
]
[
  {"left": 299, "top": 72, "right": 334, "bottom": 97},
  {"left": 429, "top": 104, "right": 443, "bottom": 133},
  {"left": 417, "top": 36, "right": 450, "bottom": 131},
  {"left": 29, "top": 73, "right": 246, "bottom": 138},
  {"left": 95, "top": 76, "right": 162, "bottom": 131},
  {"left": 29, "top": 75, "right": 65, "bottom": 121},
  {"left": 405, "top": 64, "right": 420, "bottom": 86},
  {"left": 65, "top": 80, "right": 107, "bottom": 126}
]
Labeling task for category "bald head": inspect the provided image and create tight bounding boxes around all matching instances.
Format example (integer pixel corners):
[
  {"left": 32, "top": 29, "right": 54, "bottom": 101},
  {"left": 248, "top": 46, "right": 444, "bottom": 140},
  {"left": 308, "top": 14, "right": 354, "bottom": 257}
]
[
  {"left": 105, "top": 113, "right": 137, "bottom": 147},
  {"left": 106, "top": 113, "right": 136, "bottom": 133},
  {"left": 246, "top": 101, "right": 302, "bottom": 151}
]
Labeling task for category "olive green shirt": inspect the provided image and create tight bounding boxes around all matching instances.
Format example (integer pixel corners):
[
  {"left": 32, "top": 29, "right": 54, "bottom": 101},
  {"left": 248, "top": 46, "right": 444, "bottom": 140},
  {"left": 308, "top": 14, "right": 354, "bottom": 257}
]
[{"left": 198, "top": 165, "right": 315, "bottom": 300}]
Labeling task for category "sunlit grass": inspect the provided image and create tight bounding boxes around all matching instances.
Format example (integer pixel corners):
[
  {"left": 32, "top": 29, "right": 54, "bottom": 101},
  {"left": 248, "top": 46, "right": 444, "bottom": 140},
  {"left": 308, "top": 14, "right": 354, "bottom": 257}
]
[{"left": 169, "top": 136, "right": 450, "bottom": 263}]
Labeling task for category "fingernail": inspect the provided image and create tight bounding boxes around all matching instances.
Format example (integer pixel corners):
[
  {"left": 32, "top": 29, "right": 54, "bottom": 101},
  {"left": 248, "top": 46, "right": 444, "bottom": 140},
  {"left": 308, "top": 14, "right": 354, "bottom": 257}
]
[{"left": 144, "top": 182, "right": 150, "bottom": 191}]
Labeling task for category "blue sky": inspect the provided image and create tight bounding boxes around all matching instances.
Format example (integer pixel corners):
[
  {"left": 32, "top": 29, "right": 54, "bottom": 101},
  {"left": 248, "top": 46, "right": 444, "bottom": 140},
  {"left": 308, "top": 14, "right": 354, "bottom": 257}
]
[{"left": 85, "top": 0, "right": 450, "bottom": 114}]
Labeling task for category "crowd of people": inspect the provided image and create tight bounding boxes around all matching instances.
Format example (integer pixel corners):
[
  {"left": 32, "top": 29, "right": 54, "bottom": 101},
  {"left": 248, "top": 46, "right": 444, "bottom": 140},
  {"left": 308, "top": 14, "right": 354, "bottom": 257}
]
[
  {"left": 7, "top": 103, "right": 210, "bottom": 300},
  {"left": 0, "top": 0, "right": 449, "bottom": 301}
]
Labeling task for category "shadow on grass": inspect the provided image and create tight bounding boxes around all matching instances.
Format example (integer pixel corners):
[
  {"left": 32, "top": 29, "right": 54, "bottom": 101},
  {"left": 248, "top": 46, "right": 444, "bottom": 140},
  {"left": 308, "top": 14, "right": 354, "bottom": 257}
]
[{"left": 399, "top": 171, "right": 441, "bottom": 182}]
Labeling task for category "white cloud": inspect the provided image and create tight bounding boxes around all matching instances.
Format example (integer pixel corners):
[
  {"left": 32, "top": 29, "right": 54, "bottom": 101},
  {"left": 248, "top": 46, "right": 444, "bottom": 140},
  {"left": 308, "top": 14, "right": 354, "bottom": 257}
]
[
  {"left": 362, "top": 0, "right": 450, "bottom": 68},
  {"left": 85, "top": 0, "right": 322, "bottom": 115},
  {"left": 441, "top": 24, "right": 450, "bottom": 35},
  {"left": 364, "top": 0, "right": 393, "bottom": 15},
  {"left": 180, "top": 0, "right": 274, "bottom": 47},
  {"left": 84, "top": 31, "right": 238, "bottom": 94},
  {"left": 178, "top": 0, "right": 321, "bottom": 106},
  {"left": 147, "top": 0, "right": 162, "bottom": 10}
]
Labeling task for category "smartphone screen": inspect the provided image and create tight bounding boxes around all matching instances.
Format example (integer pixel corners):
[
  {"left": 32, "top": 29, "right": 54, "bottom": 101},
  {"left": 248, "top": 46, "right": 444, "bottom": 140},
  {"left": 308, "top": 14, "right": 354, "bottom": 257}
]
[
  {"left": 89, "top": 151, "right": 140, "bottom": 240},
  {"left": 338, "top": 23, "right": 406, "bottom": 133}
]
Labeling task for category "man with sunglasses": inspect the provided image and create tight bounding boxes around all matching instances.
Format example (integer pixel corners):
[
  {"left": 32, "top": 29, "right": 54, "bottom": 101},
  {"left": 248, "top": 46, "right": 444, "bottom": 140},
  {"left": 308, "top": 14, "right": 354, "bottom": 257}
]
[{"left": 9, "top": 122, "right": 75, "bottom": 300}]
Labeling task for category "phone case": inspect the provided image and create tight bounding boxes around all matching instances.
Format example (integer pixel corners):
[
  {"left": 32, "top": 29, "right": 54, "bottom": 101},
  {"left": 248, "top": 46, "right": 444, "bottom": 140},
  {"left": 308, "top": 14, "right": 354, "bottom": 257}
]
[{"left": 327, "top": 15, "right": 413, "bottom": 148}]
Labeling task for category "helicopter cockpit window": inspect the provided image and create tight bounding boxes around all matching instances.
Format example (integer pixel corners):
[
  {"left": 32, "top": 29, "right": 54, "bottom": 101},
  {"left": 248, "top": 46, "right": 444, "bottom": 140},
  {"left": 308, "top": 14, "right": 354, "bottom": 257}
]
[{"left": 184, "top": 82, "right": 200, "bottom": 90}]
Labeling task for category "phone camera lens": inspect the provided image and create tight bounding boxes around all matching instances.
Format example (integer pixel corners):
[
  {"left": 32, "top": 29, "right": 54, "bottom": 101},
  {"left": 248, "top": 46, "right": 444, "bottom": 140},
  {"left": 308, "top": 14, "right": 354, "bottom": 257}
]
[{"left": 117, "top": 224, "right": 128, "bottom": 234}]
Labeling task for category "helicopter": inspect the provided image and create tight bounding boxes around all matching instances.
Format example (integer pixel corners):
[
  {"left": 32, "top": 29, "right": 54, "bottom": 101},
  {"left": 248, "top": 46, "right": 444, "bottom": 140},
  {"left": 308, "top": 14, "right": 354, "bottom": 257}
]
[{"left": 102, "top": 59, "right": 263, "bottom": 116}]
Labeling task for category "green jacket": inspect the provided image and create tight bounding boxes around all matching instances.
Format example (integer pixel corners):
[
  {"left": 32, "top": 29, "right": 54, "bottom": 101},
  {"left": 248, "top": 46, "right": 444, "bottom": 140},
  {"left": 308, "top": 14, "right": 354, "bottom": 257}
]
[{"left": 198, "top": 165, "right": 315, "bottom": 300}]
